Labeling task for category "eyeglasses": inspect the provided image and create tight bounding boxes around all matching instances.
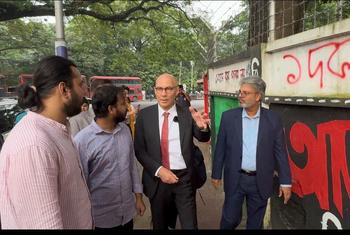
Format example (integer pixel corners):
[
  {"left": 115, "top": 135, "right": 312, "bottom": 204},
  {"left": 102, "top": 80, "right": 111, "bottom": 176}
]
[
  {"left": 237, "top": 90, "right": 257, "bottom": 97},
  {"left": 154, "top": 86, "right": 176, "bottom": 93}
]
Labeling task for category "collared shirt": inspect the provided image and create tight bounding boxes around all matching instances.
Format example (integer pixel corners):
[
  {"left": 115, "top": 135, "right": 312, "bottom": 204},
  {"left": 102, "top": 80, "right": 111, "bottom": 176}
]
[
  {"left": 158, "top": 104, "right": 187, "bottom": 170},
  {"left": 73, "top": 121, "right": 143, "bottom": 228},
  {"left": 0, "top": 111, "right": 93, "bottom": 229},
  {"left": 68, "top": 105, "right": 95, "bottom": 137},
  {"left": 241, "top": 107, "right": 261, "bottom": 171}
]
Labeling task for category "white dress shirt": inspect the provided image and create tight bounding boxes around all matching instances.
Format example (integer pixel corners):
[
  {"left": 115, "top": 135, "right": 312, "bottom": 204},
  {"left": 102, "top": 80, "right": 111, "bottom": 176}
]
[{"left": 155, "top": 104, "right": 187, "bottom": 175}]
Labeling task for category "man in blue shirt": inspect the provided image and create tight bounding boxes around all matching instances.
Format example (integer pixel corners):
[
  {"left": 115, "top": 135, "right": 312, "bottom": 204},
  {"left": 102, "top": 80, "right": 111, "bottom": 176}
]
[
  {"left": 211, "top": 76, "right": 291, "bottom": 229},
  {"left": 74, "top": 85, "right": 145, "bottom": 230}
]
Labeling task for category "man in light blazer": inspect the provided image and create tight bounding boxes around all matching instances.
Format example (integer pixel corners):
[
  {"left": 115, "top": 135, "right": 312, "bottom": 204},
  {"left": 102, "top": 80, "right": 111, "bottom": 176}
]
[
  {"left": 212, "top": 76, "right": 291, "bottom": 229},
  {"left": 134, "top": 73, "right": 210, "bottom": 229}
]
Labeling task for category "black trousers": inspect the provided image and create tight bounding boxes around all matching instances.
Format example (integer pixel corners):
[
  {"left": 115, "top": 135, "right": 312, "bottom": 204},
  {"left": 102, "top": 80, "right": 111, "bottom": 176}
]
[{"left": 150, "top": 169, "right": 197, "bottom": 230}]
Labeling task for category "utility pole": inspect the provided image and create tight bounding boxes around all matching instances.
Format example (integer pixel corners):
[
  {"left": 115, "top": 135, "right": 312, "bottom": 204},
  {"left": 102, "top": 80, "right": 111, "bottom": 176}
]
[
  {"left": 179, "top": 61, "right": 182, "bottom": 84},
  {"left": 190, "top": 61, "right": 194, "bottom": 93},
  {"left": 54, "top": 0, "right": 67, "bottom": 58}
]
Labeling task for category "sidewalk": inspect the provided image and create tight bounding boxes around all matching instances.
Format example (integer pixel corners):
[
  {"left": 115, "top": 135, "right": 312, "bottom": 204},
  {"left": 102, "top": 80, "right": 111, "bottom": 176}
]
[{"left": 133, "top": 139, "right": 247, "bottom": 229}]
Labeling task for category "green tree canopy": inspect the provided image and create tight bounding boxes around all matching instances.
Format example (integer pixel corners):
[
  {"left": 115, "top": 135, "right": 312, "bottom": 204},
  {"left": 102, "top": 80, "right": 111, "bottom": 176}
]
[
  {"left": 0, "top": 0, "right": 188, "bottom": 23},
  {"left": 0, "top": 0, "right": 212, "bottom": 91}
]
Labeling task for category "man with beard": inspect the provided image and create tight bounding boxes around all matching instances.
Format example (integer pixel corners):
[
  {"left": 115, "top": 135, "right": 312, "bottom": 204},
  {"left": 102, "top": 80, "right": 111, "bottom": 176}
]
[
  {"left": 0, "top": 56, "right": 93, "bottom": 229},
  {"left": 68, "top": 78, "right": 112, "bottom": 137},
  {"left": 74, "top": 85, "right": 145, "bottom": 230},
  {"left": 211, "top": 76, "right": 291, "bottom": 229}
]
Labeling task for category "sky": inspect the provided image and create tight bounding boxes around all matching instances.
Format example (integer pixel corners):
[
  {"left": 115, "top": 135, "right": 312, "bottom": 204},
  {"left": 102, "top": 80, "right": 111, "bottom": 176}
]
[{"left": 187, "top": 1, "right": 244, "bottom": 30}]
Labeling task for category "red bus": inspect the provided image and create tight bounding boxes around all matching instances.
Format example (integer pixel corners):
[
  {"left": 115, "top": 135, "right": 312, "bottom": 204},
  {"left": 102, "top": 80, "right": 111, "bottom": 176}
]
[
  {"left": 18, "top": 74, "right": 33, "bottom": 85},
  {"left": 89, "top": 76, "right": 143, "bottom": 101}
]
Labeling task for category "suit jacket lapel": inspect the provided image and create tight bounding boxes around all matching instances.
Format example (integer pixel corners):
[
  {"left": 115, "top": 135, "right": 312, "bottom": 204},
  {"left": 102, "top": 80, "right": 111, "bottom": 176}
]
[
  {"left": 176, "top": 105, "right": 186, "bottom": 149},
  {"left": 151, "top": 105, "right": 162, "bottom": 161},
  {"left": 257, "top": 108, "right": 266, "bottom": 147},
  {"left": 234, "top": 109, "right": 243, "bottom": 147}
]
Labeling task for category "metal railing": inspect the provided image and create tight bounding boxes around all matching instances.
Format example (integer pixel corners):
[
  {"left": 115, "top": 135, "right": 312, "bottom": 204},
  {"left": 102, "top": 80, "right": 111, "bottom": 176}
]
[{"left": 248, "top": 0, "right": 350, "bottom": 46}]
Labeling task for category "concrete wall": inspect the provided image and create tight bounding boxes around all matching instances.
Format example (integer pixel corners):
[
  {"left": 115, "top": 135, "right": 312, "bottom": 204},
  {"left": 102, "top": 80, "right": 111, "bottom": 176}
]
[
  {"left": 263, "top": 18, "right": 350, "bottom": 229},
  {"left": 208, "top": 46, "right": 261, "bottom": 94},
  {"left": 263, "top": 18, "right": 350, "bottom": 102},
  {"left": 208, "top": 59, "right": 253, "bottom": 93},
  {"left": 208, "top": 17, "right": 350, "bottom": 230},
  {"left": 207, "top": 46, "right": 262, "bottom": 150}
]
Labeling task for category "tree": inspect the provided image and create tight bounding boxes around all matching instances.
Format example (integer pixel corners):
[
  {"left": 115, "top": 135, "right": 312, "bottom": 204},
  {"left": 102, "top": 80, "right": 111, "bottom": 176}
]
[
  {"left": 0, "top": 0, "right": 209, "bottom": 91},
  {"left": 0, "top": 0, "right": 188, "bottom": 23},
  {"left": 0, "top": 19, "right": 54, "bottom": 85},
  {"left": 63, "top": 2, "right": 207, "bottom": 91},
  {"left": 217, "top": 1, "right": 249, "bottom": 59}
]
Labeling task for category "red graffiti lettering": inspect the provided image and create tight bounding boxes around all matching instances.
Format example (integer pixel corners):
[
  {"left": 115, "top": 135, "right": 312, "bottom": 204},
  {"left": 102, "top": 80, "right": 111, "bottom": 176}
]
[
  {"left": 308, "top": 38, "right": 350, "bottom": 88},
  {"left": 289, "top": 120, "right": 350, "bottom": 217},
  {"left": 283, "top": 37, "right": 350, "bottom": 88},
  {"left": 283, "top": 54, "right": 301, "bottom": 84}
]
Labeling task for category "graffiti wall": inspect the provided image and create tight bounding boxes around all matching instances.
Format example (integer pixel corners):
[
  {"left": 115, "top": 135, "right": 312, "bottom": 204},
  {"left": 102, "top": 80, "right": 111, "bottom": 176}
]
[
  {"left": 262, "top": 19, "right": 350, "bottom": 229},
  {"left": 270, "top": 104, "right": 350, "bottom": 229},
  {"left": 208, "top": 45, "right": 261, "bottom": 94},
  {"left": 263, "top": 35, "right": 350, "bottom": 99},
  {"left": 208, "top": 45, "right": 261, "bottom": 151}
]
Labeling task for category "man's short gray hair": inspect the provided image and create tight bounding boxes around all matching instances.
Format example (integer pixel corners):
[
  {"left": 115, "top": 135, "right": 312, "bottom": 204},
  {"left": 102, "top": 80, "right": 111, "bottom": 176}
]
[{"left": 239, "top": 76, "right": 266, "bottom": 100}]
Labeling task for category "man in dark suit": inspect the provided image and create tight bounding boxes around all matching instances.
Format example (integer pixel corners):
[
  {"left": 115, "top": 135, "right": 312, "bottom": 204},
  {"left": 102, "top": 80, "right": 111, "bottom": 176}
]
[
  {"left": 211, "top": 76, "right": 291, "bottom": 230},
  {"left": 134, "top": 73, "right": 210, "bottom": 229}
]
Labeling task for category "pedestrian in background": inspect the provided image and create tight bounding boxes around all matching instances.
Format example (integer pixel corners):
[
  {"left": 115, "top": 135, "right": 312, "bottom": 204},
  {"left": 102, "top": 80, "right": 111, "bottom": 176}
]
[
  {"left": 134, "top": 73, "right": 210, "bottom": 229},
  {"left": 0, "top": 55, "right": 93, "bottom": 229},
  {"left": 74, "top": 85, "right": 145, "bottom": 230},
  {"left": 122, "top": 85, "right": 137, "bottom": 138},
  {"left": 175, "top": 84, "right": 191, "bottom": 108},
  {"left": 211, "top": 76, "right": 291, "bottom": 229},
  {"left": 68, "top": 78, "right": 111, "bottom": 137}
]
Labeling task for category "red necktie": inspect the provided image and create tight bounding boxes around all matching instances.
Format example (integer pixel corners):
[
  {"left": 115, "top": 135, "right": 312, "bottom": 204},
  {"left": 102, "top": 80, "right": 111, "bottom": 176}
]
[{"left": 161, "top": 112, "right": 170, "bottom": 169}]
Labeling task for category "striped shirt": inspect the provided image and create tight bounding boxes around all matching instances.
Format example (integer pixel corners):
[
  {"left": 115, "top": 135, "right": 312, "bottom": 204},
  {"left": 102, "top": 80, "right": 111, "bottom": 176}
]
[{"left": 0, "top": 111, "right": 93, "bottom": 229}]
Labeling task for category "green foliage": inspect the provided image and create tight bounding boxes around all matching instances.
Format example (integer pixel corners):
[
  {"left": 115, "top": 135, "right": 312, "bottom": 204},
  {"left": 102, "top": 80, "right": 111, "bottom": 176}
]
[
  {"left": 0, "top": 19, "right": 54, "bottom": 85},
  {"left": 65, "top": 3, "right": 205, "bottom": 91},
  {"left": 0, "top": 0, "right": 238, "bottom": 93},
  {"left": 216, "top": 1, "right": 249, "bottom": 59},
  {"left": 304, "top": 0, "right": 336, "bottom": 30}
]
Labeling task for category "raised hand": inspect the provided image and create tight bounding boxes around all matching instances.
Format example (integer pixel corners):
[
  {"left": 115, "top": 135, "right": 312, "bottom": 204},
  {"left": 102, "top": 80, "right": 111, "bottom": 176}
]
[{"left": 189, "top": 106, "right": 210, "bottom": 130}]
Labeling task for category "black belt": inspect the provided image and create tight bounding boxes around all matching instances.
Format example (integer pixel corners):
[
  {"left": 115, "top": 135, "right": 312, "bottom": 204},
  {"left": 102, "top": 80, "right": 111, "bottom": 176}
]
[
  {"left": 171, "top": 169, "right": 188, "bottom": 177},
  {"left": 240, "top": 169, "right": 257, "bottom": 176},
  {"left": 171, "top": 169, "right": 187, "bottom": 173}
]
